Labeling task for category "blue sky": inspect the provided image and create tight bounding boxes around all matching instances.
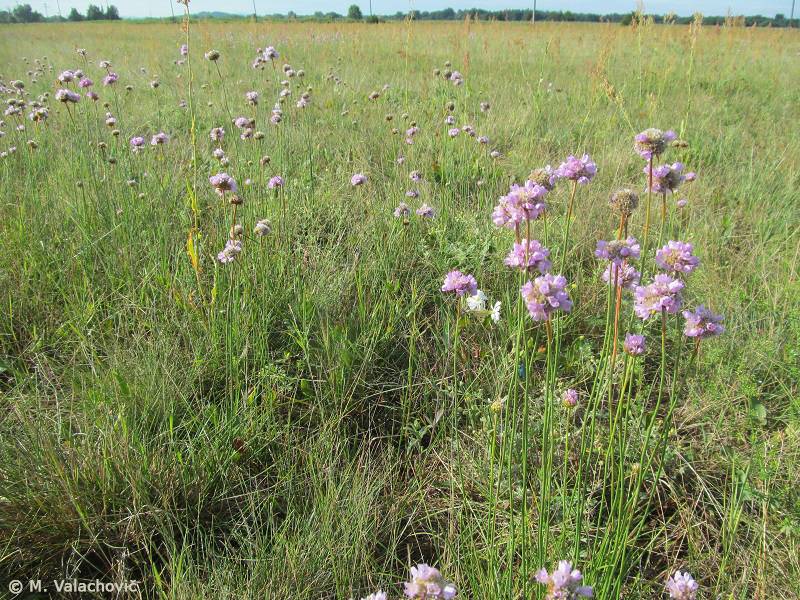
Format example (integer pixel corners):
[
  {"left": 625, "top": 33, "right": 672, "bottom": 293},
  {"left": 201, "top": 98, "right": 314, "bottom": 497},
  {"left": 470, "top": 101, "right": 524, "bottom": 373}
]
[{"left": 7, "top": 0, "right": 793, "bottom": 19}]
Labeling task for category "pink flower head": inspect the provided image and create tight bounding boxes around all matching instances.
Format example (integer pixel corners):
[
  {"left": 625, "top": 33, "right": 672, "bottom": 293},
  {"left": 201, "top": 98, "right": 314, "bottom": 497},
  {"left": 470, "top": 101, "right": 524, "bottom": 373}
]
[
  {"left": 504, "top": 239, "right": 552, "bottom": 274},
  {"left": 448, "top": 128, "right": 460, "bottom": 138},
  {"left": 682, "top": 305, "right": 724, "bottom": 339},
  {"left": 103, "top": 72, "right": 118, "bottom": 86},
  {"left": 655, "top": 240, "right": 700, "bottom": 274},
  {"left": 665, "top": 571, "right": 699, "bottom": 600},
  {"left": 647, "top": 162, "right": 685, "bottom": 194},
  {"left": 210, "top": 127, "right": 225, "bottom": 141},
  {"left": 634, "top": 128, "right": 676, "bottom": 159},
  {"left": 151, "top": 132, "right": 169, "bottom": 145},
  {"left": 634, "top": 274, "right": 684, "bottom": 319},
  {"left": 416, "top": 203, "right": 434, "bottom": 218},
  {"left": 403, "top": 563, "right": 457, "bottom": 599},
  {"left": 217, "top": 239, "right": 243, "bottom": 264},
  {"left": 129, "top": 136, "right": 146, "bottom": 153},
  {"left": 595, "top": 237, "right": 641, "bottom": 266},
  {"left": 554, "top": 154, "right": 597, "bottom": 184},
  {"left": 55, "top": 89, "right": 81, "bottom": 104},
  {"left": 394, "top": 203, "right": 410, "bottom": 217},
  {"left": 442, "top": 271, "right": 478, "bottom": 297},
  {"left": 268, "top": 175, "right": 285, "bottom": 188},
  {"left": 78, "top": 78, "right": 93, "bottom": 88},
  {"left": 623, "top": 333, "right": 646, "bottom": 355},
  {"left": 535, "top": 560, "right": 593, "bottom": 600},
  {"left": 351, "top": 173, "right": 367, "bottom": 186},
  {"left": 180, "top": 44, "right": 188, "bottom": 56},
  {"left": 209, "top": 172, "right": 237, "bottom": 195},
  {"left": 520, "top": 274, "right": 573, "bottom": 321},
  {"left": 602, "top": 263, "right": 641, "bottom": 290},
  {"left": 562, "top": 389, "right": 578, "bottom": 408}
]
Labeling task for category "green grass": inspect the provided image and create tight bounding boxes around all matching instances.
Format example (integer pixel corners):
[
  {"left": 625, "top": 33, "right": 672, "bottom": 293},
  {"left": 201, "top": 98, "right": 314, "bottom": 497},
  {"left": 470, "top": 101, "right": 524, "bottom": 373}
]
[{"left": 1, "top": 15, "right": 799, "bottom": 600}]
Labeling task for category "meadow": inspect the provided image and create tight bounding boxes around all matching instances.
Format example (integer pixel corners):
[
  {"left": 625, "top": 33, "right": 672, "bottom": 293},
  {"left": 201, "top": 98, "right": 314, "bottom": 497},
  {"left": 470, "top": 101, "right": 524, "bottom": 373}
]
[{"left": 0, "top": 12, "right": 799, "bottom": 600}]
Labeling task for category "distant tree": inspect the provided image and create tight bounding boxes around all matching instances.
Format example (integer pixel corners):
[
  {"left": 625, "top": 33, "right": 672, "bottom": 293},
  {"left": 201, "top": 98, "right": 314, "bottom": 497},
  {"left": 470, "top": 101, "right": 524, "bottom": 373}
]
[
  {"left": 105, "top": 5, "right": 120, "bottom": 20},
  {"left": 620, "top": 11, "right": 635, "bottom": 25},
  {"left": 347, "top": 4, "right": 362, "bottom": 20},
  {"left": 314, "top": 11, "right": 324, "bottom": 18},
  {"left": 12, "top": 4, "right": 44, "bottom": 22},
  {"left": 0, "top": 9, "right": 13, "bottom": 22},
  {"left": 287, "top": 10, "right": 296, "bottom": 19},
  {"left": 366, "top": 14, "right": 380, "bottom": 23},
  {"left": 325, "top": 12, "right": 340, "bottom": 20},
  {"left": 67, "top": 7, "right": 84, "bottom": 20},
  {"left": 85, "top": 4, "right": 104, "bottom": 20},
  {"left": 564, "top": 10, "right": 575, "bottom": 21}
]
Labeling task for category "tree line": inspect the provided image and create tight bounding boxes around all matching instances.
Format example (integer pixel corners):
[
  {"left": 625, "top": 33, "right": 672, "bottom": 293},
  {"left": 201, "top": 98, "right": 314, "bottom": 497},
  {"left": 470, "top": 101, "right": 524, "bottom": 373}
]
[
  {"left": 0, "top": 3, "right": 120, "bottom": 23},
  {"left": 1, "top": 3, "right": 797, "bottom": 28}
]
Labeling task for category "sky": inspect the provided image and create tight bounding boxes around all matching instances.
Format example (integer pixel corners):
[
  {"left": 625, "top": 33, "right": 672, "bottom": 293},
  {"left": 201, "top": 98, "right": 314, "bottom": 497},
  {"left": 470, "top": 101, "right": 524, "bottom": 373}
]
[{"left": 6, "top": 0, "right": 794, "bottom": 20}]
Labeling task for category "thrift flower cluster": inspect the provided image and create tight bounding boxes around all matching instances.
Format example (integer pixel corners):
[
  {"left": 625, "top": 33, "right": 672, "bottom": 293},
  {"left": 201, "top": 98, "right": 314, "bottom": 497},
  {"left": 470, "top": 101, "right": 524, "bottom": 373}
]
[
  {"left": 520, "top": 274, "right": 573, "bottom": 321},
  {"left": 535, "top": 561, "right": 594, "bottom": 600}
]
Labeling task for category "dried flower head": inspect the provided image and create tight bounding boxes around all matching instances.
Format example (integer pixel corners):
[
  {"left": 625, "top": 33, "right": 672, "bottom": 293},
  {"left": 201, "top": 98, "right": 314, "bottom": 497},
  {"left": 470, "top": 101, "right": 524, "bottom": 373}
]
[
  {"left": 609, "top": 189, "right": 639, "bottom": 216},
  {"left": 253, "top": 219, "right": 272, "bottom": 236},
  {"left": 529, "top": 165, "right": 557, "bottom": 191},
  {"left": 634, "top": 128, "right": 676, "bottom": 159},
  {"left": 205, "top": 50, "right": 220, "bottom": 61}
]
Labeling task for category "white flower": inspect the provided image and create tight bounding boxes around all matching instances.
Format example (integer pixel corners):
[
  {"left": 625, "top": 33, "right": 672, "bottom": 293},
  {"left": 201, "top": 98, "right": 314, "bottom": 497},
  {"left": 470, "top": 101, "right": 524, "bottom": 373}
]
[
  {"left": 466, "top": 290, "right": 488, "bottom": 312},
  {"left": 490, "top": 301, "right": 501, "bottom": 323}
]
